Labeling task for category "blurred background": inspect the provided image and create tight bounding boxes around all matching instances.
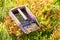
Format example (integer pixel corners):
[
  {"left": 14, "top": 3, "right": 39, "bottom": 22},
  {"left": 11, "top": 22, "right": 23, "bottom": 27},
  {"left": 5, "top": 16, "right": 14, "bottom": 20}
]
[{"left": 0, "top": 0, "right": 60, "bottom": 40}]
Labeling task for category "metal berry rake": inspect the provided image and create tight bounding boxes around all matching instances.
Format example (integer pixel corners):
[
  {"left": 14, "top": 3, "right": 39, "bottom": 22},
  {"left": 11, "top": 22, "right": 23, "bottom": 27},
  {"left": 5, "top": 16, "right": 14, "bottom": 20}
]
[{"left": 9, "top": 6, "right": 41, "bottom": 34}]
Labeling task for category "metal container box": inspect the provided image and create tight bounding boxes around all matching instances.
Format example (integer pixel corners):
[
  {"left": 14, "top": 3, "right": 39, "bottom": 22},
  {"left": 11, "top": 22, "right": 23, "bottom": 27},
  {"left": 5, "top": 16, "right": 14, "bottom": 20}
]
[{"left": 9, "top": 6, "right": 41, "bottom": 34}]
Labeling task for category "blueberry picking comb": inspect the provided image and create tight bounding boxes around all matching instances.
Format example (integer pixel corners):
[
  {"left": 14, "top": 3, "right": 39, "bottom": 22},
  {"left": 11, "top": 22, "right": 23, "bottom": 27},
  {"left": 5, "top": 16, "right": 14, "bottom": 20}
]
[{"left": 9, "top": 6, "right": 41, "bottom": 34}]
